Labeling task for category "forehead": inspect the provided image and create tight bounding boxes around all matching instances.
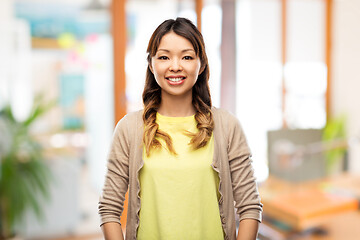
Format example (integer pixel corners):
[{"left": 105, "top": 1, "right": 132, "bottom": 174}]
[{"left": 157, "top": 32, "right": 195, "bottom": 52}]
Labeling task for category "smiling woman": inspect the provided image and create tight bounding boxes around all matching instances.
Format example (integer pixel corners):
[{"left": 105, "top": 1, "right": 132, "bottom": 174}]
[{"left": 98, "top": 18, "right": 262, "bottom": 240}]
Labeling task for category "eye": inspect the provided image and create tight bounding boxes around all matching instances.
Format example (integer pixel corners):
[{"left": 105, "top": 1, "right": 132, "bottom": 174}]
[
  {"left": 183, "top": 56, "right": 194, "bottom": 60},
  {"left": 158, "top": 56, "right": 169, "bottom": 60}
]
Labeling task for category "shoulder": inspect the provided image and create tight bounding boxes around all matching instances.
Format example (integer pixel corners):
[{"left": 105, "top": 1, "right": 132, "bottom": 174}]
[
  {"left": 211, "top": 106, "right": 240, "bottom": 127},
  {"left": 211, "top": 107, "right": 248, "bottom": 143},
  {"left": 114, "top": 110, "right": 143, "bottom": 133},
  {"left": 116, "top": 109, "right": 143, "bottom": 124}
]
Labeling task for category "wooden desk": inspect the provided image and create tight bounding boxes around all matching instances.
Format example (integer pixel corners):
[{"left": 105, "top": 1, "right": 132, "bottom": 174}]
[{"left": 258, "top": 173, "right": 360, "bottom": 239}]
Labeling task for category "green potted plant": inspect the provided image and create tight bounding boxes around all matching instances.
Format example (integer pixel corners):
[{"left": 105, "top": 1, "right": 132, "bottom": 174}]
[
  {"left": 322, "top": 115, "right": 347, "bottom": 175},
  {"left": 0, "top": 97, "right": 53, "bottom": 239}
]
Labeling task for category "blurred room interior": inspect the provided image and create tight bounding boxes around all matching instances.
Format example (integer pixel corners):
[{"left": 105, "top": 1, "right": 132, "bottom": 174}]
[{"left": 0, "top": 0, "right": 359, "bottom": 239}]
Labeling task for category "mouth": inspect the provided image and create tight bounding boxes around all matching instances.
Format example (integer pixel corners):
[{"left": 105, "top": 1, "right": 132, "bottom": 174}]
[{"left": 166, "top": 76, "right": 186, "bottom": 85}]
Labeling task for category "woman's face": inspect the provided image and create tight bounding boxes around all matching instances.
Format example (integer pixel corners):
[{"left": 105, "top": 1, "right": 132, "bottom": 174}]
[{"left": 151, "top": 32, "right": 201, "bottom": 100}]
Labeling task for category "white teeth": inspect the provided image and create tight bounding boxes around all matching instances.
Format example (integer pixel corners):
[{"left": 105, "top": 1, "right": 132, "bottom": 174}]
[{"left": 168, "top": 77, "right": 183, "bottom": 82}]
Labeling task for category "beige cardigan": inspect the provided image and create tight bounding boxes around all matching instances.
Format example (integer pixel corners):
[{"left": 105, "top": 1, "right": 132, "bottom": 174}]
[{"left": 98, "top": 107, "right": 262, "bottom": 240}]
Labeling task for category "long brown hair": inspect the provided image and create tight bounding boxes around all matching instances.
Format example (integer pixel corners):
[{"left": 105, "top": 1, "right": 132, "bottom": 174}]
[{"left": 142, "top": 17, "right": 214, "bottom": 156}]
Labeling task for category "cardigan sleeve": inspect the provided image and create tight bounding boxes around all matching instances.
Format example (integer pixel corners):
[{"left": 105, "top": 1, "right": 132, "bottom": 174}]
[
  {"left": 227, "top": 114, "right": 263, "bottom": 222},
  {"left": 98, "top": 115, "right": 130, "bottom": 226}
]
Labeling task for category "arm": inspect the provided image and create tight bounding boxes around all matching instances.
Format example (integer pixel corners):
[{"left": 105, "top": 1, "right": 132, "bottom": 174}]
[
  {"left": 226, "top": 114, "right": 263, "bottom": 237},
  {"left": 98, "top": 117, "right": 130, "bottom": 239},
  {"left": 101, "top": 222, "right": 125, "bottom": 240},
  {"left": 236, "top": 219, "right": 259, "bottom": 240}
]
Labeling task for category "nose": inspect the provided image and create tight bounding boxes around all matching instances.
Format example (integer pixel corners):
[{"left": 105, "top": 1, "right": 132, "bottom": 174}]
[{"left": 169, "top": 59, "right": 182, "bottom": 72}]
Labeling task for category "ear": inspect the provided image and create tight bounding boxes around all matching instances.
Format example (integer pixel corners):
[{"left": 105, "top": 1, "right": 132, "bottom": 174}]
[
  {"left": 148, "top": 59, "right": 154, "bottom": 74},
  {"left": 147, "top": 54, "right": 154, "bottom": 73},
  {"left": 199, "top": 63, "right": 206, "bottom": 75}
]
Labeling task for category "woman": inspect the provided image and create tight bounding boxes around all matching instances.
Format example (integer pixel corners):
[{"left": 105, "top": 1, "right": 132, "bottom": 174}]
[{"left": 99, "top": 17, "right": 262, "bottom": 240}]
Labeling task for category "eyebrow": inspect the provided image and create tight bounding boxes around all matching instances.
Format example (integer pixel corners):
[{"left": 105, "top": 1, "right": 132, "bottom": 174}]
[{"left": 157, "top": 49, "right": 195, "bottom": 53}]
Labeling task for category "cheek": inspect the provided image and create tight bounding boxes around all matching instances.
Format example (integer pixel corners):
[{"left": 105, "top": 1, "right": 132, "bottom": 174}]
[
  {"left": 191, "top": 62, "right": 201, "bottom": 77},
  {"left": 153, "top": 70, "right": 163, "bottom": 83},
  {"left": 151, "top": 63, "right": 160, "bottom": 78},
  {"left": 152, "top": 64, "right": 166, "bottom": 86},
  {"left": 152, "top": 61, "right": 165, "bottom": 75}
]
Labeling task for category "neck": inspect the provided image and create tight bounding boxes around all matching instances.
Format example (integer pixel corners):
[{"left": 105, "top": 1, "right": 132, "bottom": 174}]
[{"left": 158, "top": 91, "right": 195, "bottom": 117}]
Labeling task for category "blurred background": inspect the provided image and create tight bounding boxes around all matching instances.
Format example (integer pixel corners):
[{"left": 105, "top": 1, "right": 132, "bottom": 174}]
[{"left": 0, "top": 0, "right": 359, "bottom": 239}]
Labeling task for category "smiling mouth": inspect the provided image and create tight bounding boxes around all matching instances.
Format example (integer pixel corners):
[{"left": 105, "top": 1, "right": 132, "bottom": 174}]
[{"left": 166, "top": 77, "right": 186, "bottom": 83}]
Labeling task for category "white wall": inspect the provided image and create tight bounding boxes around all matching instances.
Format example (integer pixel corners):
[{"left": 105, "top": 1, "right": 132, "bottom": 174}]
[
  {"left": 0, "top": 0, "right": 13, "bottom": 108},
  {"left": 332, "top": 0, "right": 360, "bottom": 172}
]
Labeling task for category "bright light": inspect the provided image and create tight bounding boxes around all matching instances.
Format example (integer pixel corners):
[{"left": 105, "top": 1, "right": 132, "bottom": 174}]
[
  {"left": 70, "top": 133, "right": 88, "bottom": 147},
  {"left": 50, "top": 134, "right": 67, "bottom": 148}
]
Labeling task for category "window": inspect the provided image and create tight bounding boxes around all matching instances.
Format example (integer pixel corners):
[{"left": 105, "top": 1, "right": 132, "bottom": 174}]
[{"left": 235, "top": 0, "right": 328, "bottom": 181}]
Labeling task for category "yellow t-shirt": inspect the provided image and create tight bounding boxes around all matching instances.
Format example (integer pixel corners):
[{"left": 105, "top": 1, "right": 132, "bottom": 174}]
[{"left": 137, "top": 113, "right": 224, "bottom": 240}]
